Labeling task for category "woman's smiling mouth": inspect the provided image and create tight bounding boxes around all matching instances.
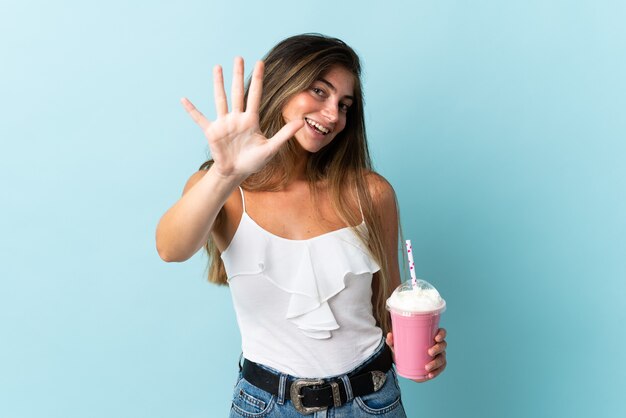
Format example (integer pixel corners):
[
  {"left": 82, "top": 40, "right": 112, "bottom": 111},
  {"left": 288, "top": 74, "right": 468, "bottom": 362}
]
[{"left": 304, "top": 117, "right": 331, "bottom": 135}]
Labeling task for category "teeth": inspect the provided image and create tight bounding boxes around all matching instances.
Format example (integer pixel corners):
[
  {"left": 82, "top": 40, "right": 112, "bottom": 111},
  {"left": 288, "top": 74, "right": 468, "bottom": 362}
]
[{"left": 305, "top": 118, "right": 329, "bottom": 134}]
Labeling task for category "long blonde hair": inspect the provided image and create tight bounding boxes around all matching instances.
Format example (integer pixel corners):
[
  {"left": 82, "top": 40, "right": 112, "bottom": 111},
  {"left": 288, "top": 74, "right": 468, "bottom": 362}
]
[{"left": 199, "top": 34, "right": 399, "bottom": 335}]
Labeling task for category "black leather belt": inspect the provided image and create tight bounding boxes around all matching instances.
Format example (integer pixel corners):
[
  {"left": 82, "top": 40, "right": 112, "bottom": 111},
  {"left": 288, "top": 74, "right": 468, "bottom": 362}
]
[{"left": 241, "top": 344, "right": 393, "bottom": 415}]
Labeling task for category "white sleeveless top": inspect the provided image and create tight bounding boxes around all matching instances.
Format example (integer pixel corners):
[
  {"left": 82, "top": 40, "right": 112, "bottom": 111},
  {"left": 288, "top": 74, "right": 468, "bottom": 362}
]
[{"left": 220, "top": 187, "right": 383, "bottom": 378}]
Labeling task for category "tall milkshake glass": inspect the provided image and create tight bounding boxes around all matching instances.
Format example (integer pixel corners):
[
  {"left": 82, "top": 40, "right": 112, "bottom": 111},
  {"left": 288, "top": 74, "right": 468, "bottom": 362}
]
[{"left": 386, "top": 280, "right": 446, "bottom": 380}]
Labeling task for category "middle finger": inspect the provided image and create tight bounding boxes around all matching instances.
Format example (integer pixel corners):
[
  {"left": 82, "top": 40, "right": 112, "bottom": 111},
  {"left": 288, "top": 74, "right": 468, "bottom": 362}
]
[
  {"left": 231, "top": 56, "right": 244, "bottom": 112},
  {"left": 428, "top": 340, "right": 447, "bottom": 356}
]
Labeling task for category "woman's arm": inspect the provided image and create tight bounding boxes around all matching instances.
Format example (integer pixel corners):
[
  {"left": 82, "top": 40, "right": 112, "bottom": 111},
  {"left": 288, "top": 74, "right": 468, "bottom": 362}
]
[
  {"left": 155, "top": 58, "right": 303, "bottom": 262},
  {"left": 155, "top": 167, "right": 244, "bottom": 262},
  {"left": 368, "top": 172, "right": 448, "bottom": 382},
  {"left": 368, "top": 172, "right": 402, "bottom": 304}
]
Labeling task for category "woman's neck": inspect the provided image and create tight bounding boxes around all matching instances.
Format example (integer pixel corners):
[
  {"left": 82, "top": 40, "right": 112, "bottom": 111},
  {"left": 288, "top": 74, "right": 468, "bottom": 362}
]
[{"left": 290, "top": 141, "right": 310, "bottom": 182}]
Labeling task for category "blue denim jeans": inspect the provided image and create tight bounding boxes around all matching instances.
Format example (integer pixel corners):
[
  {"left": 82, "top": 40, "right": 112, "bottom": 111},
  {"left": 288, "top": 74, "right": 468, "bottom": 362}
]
[{"left": 229, "top": 339, "right": 407, "bottom": 417}]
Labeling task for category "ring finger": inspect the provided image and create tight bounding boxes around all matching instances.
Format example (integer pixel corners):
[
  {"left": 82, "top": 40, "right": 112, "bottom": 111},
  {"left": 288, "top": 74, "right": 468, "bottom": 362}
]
[{"left": 213, "top": 65, "right": 228, "bottom": 116}]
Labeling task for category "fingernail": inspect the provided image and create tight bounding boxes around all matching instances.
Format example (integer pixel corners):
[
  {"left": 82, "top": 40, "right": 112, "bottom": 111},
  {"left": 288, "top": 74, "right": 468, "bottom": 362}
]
[{"left": 425, "top": 365, "right": 432, "bottom": 371}]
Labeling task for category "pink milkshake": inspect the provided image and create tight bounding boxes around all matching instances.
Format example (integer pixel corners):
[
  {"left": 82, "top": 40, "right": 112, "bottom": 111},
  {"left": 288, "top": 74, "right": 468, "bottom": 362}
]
[{"left": 386, "top": 280, "right": 446, "bottom": 380}]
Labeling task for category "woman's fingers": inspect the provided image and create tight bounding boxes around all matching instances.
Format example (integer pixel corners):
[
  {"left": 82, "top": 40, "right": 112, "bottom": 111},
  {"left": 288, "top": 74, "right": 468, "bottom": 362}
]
[
  {"left": 435, "top": 328, "right": 447, "bottom": 342},
  {"left": 181, "top": 97, "right": 210, "bottom": 131},
  {"left": 213, "top": 65, "right": 228, "bottom": 116},
  {"left": 428, "top": 340, "right": 447, "bottom": 357},
  {"left": 231, "top": 57, "right": 244, "bottom": 112},
  {"left": 428, "top": 363, "right": 446, "bottom": 380},
  {"left": 425, "top": 352, "right": 447, "bottom": 379},
  {"left": 266, "top": 119, "right": 304, "bottom": 153},
  {"left": 385, "top": 332, "right": 396, "bottom": 361},
  {"left": 385, "top": 332, "right": 394, "bottom": 348},
  {"left": 246, "top": 61, "right": 264, "bottom": 115},
  {"left": 213, "top": 57, "right": 263, "bottom": 116},
  {"left": 424, "top": 333, "right": 447, "bottom": 380}
]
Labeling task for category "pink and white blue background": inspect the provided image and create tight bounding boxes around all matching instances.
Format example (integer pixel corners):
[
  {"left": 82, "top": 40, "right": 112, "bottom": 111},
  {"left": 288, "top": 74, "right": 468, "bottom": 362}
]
[{"left": 1, "top": 0, "right": 625, "bottom": 417}]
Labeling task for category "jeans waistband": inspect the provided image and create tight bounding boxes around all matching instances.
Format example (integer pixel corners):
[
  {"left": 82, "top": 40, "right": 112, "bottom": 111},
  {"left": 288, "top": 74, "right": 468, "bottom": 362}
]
[
  {"left": 238, "top": 337, "right": 388, "bottom": 381},
  {"left": 239, "top": 338, "right": 393, "bottom": 410}
]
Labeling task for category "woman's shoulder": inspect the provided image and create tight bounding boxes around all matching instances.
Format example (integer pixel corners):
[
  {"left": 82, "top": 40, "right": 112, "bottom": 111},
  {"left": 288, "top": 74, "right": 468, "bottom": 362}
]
[{"left": 363, "top": 170, "right": 397, "bottom": 206}]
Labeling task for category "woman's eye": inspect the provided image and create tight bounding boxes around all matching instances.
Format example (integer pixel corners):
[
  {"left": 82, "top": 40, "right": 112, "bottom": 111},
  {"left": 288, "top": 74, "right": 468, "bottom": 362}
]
[
  {"left": 339, "top": 103, "right": 350, "bottom": 113},
  {"left": 311, "top": 87, "right": 325, "bottom": 96}
]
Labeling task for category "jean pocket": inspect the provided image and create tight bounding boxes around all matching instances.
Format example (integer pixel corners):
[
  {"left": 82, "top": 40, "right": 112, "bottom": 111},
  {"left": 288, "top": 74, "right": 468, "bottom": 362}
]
[
  {"left": 230, "top": 378, "right": 275, "bottom": 418},
  {"left": 354, "top": 369, "right": 402, "bottom": 415}
]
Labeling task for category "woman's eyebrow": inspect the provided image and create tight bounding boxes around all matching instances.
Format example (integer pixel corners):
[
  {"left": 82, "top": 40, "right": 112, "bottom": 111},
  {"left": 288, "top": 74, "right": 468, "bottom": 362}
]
[{"left": 319, "top": 78, "right": 354, "bottom": 101}]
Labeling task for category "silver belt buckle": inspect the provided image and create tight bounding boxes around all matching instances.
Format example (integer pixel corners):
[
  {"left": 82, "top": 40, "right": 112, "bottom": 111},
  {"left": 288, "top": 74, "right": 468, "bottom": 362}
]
[{"left": 290, "top": 378, "right": 327, "bottom": 415}]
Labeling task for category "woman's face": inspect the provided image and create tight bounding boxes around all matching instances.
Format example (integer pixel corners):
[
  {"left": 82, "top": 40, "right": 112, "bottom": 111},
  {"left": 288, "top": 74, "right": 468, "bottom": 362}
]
[{"left": 282, "top": 66, "right": 355, "bottom": 154}]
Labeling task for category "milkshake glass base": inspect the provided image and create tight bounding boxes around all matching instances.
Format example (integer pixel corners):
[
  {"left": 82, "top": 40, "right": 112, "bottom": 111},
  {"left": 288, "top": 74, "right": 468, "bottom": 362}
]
[{"left": 397, "top": 372, "right": 429, "bottom": 380}]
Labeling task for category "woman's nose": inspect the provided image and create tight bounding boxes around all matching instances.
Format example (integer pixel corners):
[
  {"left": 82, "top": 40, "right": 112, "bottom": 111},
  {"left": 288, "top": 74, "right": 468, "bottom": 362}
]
[{"left": 321, "top": 103, "right": 339, "bottom": 123}]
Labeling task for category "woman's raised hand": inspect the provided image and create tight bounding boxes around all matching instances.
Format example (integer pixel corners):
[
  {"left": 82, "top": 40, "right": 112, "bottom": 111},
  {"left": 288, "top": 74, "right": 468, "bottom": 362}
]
[{"left": 181, "top": 57, "right": 304, "bottom": 179}]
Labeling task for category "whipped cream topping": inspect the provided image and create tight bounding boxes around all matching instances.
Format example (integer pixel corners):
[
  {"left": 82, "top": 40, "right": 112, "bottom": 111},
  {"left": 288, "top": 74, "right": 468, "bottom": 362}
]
[{"left": 386, "top": 285, "right": 445, "bottom": 314}]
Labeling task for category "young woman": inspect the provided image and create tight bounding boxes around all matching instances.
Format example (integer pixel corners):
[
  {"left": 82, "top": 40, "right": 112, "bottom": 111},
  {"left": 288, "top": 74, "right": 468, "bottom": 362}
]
[{"left": 156, "top": 34, "right": 447, "bottom": 417}]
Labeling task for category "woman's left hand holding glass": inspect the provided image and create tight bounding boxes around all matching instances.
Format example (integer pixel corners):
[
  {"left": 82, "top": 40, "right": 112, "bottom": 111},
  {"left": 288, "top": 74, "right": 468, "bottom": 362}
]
[{"left": 385, "top": 328, "right": 447, "bottom": 383}]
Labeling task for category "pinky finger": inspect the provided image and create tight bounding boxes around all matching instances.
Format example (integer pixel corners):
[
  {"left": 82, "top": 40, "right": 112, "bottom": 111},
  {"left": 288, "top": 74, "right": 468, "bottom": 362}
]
[
  {"left": 181, "top": 97, "right": 211, "bottom": 131},
  {"left": 428, "top": 363, "right": 446, "bottom": 380}
]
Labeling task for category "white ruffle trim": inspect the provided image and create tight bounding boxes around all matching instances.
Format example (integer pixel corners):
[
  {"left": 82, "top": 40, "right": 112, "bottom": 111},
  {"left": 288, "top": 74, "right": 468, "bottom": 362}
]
[{"left": 222, "top": 215, "right": 381, "bottom": 339}]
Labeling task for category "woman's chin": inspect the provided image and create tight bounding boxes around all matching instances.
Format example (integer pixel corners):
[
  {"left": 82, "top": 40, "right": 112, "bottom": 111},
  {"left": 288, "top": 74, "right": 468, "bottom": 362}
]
[{"left": 293, "top": 134, "right": 333, "bottom": 154}]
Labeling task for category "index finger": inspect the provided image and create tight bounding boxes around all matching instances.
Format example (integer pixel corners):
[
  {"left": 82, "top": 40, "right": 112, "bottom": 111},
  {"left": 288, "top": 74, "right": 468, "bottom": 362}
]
[
  {"left": 245, "top": 61, "right": 264, "bottom": 114},
  {"left": 435, "top": 328, "right": 447, "bottom": 342}
]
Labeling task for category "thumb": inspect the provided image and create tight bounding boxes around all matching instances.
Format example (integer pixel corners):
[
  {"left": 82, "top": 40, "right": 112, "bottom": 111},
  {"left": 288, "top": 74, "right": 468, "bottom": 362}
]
[
  {"left": 386, "top": 332, "right": 394, "bottom": 348},
  {"left": 266, "top": 119, "right": 304, "bottom": 153},
  {"left": 385, "top": 332, "right": 396, "bottom": 361}
]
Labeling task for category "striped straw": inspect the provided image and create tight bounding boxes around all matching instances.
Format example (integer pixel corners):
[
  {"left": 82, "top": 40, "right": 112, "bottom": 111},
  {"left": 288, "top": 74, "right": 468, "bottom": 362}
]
[{"left": 405, "top": 239, "right": 417, "bottom": 288}]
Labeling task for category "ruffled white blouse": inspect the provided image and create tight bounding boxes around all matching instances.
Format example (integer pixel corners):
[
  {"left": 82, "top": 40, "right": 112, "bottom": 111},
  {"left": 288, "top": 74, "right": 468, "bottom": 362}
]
[{"left": 220, "top": 187, "right": 383, "bottom": 378}]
